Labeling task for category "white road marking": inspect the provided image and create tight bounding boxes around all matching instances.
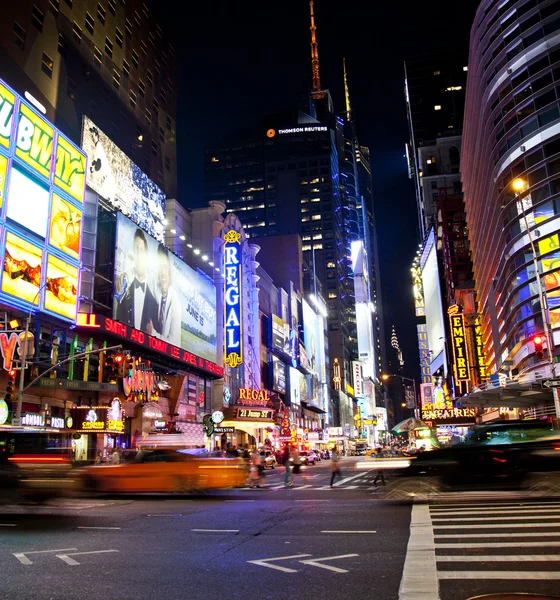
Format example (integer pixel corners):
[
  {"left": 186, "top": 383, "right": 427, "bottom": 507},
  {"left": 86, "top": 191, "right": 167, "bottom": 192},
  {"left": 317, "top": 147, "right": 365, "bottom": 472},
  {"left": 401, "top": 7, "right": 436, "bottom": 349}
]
[
  {"left": 295, "top": 499, "right": 330, "bottom": 502},
  {"left": 56, "top": 549, "right": 119, "bottom": 566},
  {"left": 437, "top": 555, "right": 560, "bottom": 562},
  {"left": 333, "top": 473, "right": 363, "bottom": 487},
  {"left": 438, "top": 571, "right": 560, "bottom": 580},
  {"left": 345, "top": 485, "right": 359, "bottom": 489},
  {"left": 431, "top": 506, "right": 560, "bottom": 515},
  {"left": 77, "top": 526, "right": 121, "bottom": 530},
  {"left": 292, "top": 485, "right": 312, "bottom": 490},
  {"left": 13, "top": 548, "right": 78, "bottom": 565},
  {"left": 435, "top": 532, "right": 560, "bottom": 538},
  {"left": 399, "top": 502, "right": 439, "bottom": 600},
  {"left": 433, "top": 523, "right": 560, "bottom": 529},
  {"left": 0, "top": 524, "right": 17, "bottom": 527},
  {"left": 299, "top": 553, "right": 359, "bottom": 573},
  {"left": 432, "top": 515, "right": 560, "bottom": 522},
  {"left": 435, "top": 541, "right": 560, "bottom": 548},
  {"left": 225, "top": 500, "right": 255, "bottom": 502},
  {"left": 146, "top": 514, "right": 183, "bottom": 517},
  {"left": 191, "top": 529, "right": 239, "bottom": 533},
  {"left": 247, "top": 554, "right": 312, "bottom": 573},
  {"left": 321, "top": 530, "right": 376, "bottom": 534}
]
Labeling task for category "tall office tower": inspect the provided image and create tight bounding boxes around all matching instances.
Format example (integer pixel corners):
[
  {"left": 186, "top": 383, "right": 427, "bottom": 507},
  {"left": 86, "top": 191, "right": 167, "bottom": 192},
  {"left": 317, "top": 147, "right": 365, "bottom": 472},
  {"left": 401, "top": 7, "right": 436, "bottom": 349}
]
[
  {"left": 205, "top": 1, "right": 359, "bottom": 425},
  {"left": 462, "top": 0, "right": 560, "bottom": 382},
  {"left": 0, "top": 0, "right": 178, "bottom": 197}
]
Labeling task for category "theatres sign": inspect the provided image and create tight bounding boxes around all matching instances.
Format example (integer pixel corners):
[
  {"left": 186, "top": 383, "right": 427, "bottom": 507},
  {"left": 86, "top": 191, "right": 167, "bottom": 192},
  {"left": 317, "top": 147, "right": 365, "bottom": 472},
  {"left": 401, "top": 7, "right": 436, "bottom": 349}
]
[
  {"left": 76, "top": 313, "right": 223, "bottom": 377},
  {"left": 421, "top": 406, "right": 477, "bottom": 423}
]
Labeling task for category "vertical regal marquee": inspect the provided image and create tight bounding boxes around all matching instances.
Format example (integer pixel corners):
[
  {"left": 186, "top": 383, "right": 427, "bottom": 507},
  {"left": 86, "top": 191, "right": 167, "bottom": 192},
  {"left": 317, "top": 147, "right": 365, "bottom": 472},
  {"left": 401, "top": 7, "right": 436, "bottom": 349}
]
[
  {"left": 448, "top": 306, "right": 470, "bottom": 382},
  {"left": 224, "top": 229, "right": 242, "bottom": 368}
]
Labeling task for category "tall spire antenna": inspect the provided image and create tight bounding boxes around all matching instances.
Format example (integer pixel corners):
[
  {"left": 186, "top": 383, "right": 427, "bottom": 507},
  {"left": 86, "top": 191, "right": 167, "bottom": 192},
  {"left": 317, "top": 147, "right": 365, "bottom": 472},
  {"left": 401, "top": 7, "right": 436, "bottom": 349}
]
[
  {"left": 343, "top": 58, "right": 351, "bottom": 120},
  {"left": 309, "top": 0, "right": 322, "bottom": 93}
]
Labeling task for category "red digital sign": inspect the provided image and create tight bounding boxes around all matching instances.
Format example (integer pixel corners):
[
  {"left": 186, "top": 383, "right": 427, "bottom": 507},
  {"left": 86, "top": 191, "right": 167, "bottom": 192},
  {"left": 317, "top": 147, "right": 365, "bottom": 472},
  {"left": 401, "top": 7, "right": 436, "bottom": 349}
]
[{"left": 77, "top": 313, "right": 223, "bottom": 378}]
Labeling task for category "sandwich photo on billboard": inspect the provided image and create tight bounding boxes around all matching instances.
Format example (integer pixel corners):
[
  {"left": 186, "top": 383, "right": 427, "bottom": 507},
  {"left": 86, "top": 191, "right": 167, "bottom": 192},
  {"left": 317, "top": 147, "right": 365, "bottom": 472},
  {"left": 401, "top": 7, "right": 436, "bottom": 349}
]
[
  {"left": 2, "top": 232, "right": 43, "bottom": 304},
  {"left": 44, "top": 254, "right": 78, "bottom": 320}
]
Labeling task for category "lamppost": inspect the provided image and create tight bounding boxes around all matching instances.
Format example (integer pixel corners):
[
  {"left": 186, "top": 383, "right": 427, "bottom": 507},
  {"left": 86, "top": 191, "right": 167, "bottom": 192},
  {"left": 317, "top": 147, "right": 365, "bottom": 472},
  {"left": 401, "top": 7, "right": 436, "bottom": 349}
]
[
  {"left": 381, "top": 373, "right": 417, "bottom": 415},
  {"left": 511, "top": 178, "right": 557, "bottom": 381}
]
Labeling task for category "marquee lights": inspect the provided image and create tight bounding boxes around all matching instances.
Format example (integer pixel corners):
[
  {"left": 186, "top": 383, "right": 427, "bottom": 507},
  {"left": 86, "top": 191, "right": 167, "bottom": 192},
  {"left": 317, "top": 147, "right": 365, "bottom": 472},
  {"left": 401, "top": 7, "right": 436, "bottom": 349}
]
[
  {"left": 448, "top": 307, "right": 470, "bottom": 382},
  {"left": 224, "top": 230, "right": 242, "bottom": 368}
]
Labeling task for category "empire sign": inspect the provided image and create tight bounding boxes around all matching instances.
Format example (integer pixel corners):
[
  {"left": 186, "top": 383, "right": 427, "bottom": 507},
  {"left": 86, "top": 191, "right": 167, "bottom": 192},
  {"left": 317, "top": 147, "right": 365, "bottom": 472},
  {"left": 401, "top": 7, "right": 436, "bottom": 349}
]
[{"left": 448, "top": 308, "right": 470, "bottom": 382}]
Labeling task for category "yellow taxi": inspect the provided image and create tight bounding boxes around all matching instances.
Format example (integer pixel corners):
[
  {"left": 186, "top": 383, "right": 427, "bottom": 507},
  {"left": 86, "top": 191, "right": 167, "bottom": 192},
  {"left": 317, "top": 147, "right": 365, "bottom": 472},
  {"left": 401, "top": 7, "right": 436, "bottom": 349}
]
[{"left": 81, "top": 449, "right": 247, "bottom": 493}]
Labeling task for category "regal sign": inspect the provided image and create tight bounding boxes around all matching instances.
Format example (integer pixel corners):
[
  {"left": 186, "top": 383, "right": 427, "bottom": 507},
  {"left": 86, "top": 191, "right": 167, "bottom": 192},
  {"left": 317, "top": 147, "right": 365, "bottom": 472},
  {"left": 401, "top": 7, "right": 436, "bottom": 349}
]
[
  {"left": 237, "top": 388, "right": 272, "bottom": 406},
  {"left": 224, "top": 230, "right": 242, "bottom": 368},
  {"left": 448, "top": 307, "right": 470, "bottom": 382}
]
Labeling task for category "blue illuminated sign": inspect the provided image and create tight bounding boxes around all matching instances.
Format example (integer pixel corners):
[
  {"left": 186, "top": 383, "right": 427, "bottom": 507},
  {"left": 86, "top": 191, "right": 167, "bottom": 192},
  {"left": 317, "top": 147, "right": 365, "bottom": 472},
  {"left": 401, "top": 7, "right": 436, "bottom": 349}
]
[{"left": 224, "top": 230, "right": 242, "bottom": 368}]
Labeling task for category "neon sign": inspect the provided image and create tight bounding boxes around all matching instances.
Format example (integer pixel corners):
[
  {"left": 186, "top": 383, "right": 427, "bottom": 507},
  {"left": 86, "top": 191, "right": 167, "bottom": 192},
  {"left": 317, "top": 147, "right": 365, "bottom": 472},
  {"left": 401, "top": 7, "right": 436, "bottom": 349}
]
[
  {"left": 224, "top": 229, "right": 242, "bottom": 368},
  {"left": 448, "top": 308, "right": 470, "bottom": 382},
  {"left": 237, "top": 388, "right": 271, "bottom": 405},
  {"left": 474, "top": 316, "right": 487, "bottom": 379}
]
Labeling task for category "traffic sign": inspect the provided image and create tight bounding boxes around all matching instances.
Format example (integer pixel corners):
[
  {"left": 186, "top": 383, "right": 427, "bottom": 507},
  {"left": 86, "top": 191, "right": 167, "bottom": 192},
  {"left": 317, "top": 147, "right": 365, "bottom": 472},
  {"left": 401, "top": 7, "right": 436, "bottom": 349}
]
[
  {"left": 11, "top": 418, "right": 21, "bottom": 426},
  {"left": 542, "top": 379, "right": 560, "bottom": 389}
]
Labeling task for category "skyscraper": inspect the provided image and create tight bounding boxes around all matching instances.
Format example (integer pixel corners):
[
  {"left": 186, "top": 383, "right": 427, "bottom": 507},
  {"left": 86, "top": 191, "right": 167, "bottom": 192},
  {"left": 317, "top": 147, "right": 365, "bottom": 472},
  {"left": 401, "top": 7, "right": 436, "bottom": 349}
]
[{"left": 0, "top": 0, "right": 177, "bottom": 197}]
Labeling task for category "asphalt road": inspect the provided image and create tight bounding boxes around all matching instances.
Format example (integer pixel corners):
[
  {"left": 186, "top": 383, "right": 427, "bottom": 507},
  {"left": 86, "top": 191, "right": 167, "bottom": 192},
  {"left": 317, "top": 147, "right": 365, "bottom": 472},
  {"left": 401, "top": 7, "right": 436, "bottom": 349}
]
[{"left": 3, "top": 459, "right": 560, "bottom": 599}]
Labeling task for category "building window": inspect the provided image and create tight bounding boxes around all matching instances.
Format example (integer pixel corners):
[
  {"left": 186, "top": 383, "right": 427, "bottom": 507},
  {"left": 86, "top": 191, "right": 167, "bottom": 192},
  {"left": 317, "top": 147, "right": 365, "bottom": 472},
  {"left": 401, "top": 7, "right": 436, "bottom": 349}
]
[
  {"left": 159, "top": 126, "right": 164, "bottom": 142},
  {"left": 108, "top": 0, "right": 116, "bottom": 15},
  {"left": 97, "top": 3, "right": 106, "bottom": 24},
  {"left": 154, "top": 60, "right": 161, "bottom": 75},
  {"left": 58, "top": 33, "right": 67, "bottom": 57},
  {"left": 31, "top": 5, "right": 44, "bottom": 32},
  {"left": 152, "top": 98, "right": 159, "bottom": 113},
  {"left": 105, "top": 37, "right": 113, "bottom": 58},
  {"left": 49, "top": 0, "right": 59, "bottom": 14},
  {"left": 67, "top": 78, "right": 77, "bottom": 100},
  {"left": 112, "top": 69, "right": 120, "bottom": 89},
  {"left": 65, "top": 0, "right": 73, "bottom": 6},
  {"left": 41, "top": 52, "right": 53, "bottom": 78},
  {"left": 122, "top": 59, "right": 130, "bottom": 78},
  {"left": 166, "top": 115, "right": 172, "bottom": 130},
  {"left": 160, "top": 89, "right": 166, "bottom": 103},
  {"left": 147, "top": 70, "right": 153, "bottom": 87},
  {"left": 165, "top": 156, "right": 171, "bottom": 170},
  {"left": 13, "top": 22, "right": 25, "bottom": 50},
  {"left": 125, "top": 18, "right": 132, "bottom": 37},
  {"left": 140, "top": 39, "right": 147, "bottom": 56},
  {"left": 72, "top": 21, "right": 82, "bottom": 43},
  {"left": 138, "top": 79, "right": 145, "bottom": 97},
  {"left": 131, "top": 49, "right": 139, "bottom": 68},
  {"left": 311, "top": 214, "right": 321, "bottom": 221},
  {"left": 129, "top": 89, "right": 137, "bottom": 108},
  {"left": 85, "top": 12, "right": 95, "bottom": 35},
  {"left": 148, "top": 31, "right": 156, "bottom": 49},
  {"left": 134, "top": 10, "right": 141, "bottom": 26},
  {"left": 434, "top": 105, "right": 442, "bottom": 111},
  {"left": 93, "top": 45, "right": 102, "bottom": 68},
  {"left": 327, "top": 262, "right": 335, "bottom": 268},
  {"left": 145, "top": 108, "right": 151, "bottom": 125},
  {"left": 151, "top": 140, "right": 157, "bottom": 157},
  {"left": 115, "top": 27, "right": 123, "bottom": 48},
  {"left": 328, "top": 292, "right": 337, "bottom": 299}
]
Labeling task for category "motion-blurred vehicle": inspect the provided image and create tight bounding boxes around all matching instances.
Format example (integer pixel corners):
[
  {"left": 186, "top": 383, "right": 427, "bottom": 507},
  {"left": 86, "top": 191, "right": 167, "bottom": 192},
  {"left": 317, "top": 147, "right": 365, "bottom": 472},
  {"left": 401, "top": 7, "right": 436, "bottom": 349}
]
[
  {"left": 0, "top": 428, "right": 75, "bottom": 503},
  {"left": 262, "top": 451, "right": 277, "bottom": 469},
  {"left": 80, "top": 448, "right": 247, "bottom": 493},
  {"left": 300, "top": 450, "right": 317, "bottom": 465}
]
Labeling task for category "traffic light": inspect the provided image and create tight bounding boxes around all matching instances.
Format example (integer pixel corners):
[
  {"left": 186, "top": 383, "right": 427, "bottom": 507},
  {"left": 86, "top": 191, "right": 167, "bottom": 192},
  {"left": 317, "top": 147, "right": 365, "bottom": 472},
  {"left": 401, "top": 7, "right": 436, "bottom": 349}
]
[
  {"left": 5, "top": 369, "right": 15, "bottom": 403},
  {"left": 534, "top": 335, "right": 545, "bottom": 360},
  {"left": 104, "top": 355, "right": 116, "bottom": 382},
  {"left": 124, "top": 353, "right": 134, "bottom": 377},
  {"left": 114, "top": 353, "right": 124, "bottom": 378}
]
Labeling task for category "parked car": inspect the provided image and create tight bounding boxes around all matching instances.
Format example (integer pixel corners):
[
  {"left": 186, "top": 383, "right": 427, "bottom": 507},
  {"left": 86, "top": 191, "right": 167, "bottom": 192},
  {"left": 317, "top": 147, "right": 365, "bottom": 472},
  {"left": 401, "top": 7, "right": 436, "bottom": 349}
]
[
  {"left": 262, "top": 451, "right": 277, "bottom": 469},
  {"left": 300, "top": 451, "right": 317, "bottom": 465}
]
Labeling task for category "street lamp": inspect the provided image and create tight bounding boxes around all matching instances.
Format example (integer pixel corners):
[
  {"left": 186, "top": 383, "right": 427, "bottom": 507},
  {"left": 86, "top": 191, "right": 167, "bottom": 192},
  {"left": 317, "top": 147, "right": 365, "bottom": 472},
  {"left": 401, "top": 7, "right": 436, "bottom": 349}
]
[
  {"left": 381, "top": 373, "right": 417, "bottom": 412},
  {"left": 511, "top": 178, "right": 557, "bottom": 382}
]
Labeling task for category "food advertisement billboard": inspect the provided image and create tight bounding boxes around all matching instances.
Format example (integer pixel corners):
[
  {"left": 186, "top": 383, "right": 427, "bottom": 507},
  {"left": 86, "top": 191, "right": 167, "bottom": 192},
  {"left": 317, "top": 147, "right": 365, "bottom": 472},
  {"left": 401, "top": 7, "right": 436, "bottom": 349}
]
[
  {"left": 81, "top": 116, "right": 166, "bottom": 243},
  {"left": 113, "top": 213, "right": 217, "bottom": 363},
  {"left": 0, "top": 78, "right": 85, "bottom": 322}
]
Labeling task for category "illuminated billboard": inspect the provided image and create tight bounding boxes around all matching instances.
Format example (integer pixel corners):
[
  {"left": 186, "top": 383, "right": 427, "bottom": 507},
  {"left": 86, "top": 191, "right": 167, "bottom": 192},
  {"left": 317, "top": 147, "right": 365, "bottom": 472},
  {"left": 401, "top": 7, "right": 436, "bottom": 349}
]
[
  {"left": 113, "top": 213, "right": 217, "bottom": 363},
  {"left": 271, "top": 355, "right": 286, "bottom": 394},
  {"left": 0, "top": 78, "right": 85, "bottom": 322},
  {"left": 448, "top": 307, "right": 470, "bottom": 382},
  {"left": 81, "top": 116, "right": 166, "bottom": 242},
  {"left": 223, "top": 229, "right": 242, "bottom": 368}
]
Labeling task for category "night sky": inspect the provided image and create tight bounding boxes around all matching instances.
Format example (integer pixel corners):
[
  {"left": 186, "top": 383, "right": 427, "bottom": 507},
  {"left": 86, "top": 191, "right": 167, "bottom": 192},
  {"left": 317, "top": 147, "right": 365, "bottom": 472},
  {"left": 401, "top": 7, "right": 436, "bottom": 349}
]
[{"left": 153, "top": 0, "right": 479, "bottom": 381}]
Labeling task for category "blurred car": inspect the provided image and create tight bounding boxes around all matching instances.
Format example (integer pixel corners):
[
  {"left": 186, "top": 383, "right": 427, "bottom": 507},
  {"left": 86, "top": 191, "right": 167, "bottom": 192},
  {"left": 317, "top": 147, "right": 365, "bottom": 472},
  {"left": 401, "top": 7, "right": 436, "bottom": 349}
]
[
  {"left": 80, "top": 448, "right": 246, "bottom": 493},
  {"left": 300, "top": 451, "right": 317, "bottom": 465},
  {"left": 262, "top": 451, "right": 277, "bottom": 469}
]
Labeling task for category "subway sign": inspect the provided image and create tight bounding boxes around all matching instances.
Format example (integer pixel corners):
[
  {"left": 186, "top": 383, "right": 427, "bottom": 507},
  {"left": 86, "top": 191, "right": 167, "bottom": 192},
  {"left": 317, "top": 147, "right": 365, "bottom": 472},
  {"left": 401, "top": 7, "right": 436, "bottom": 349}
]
[
  {"left": 448, "top": 306, "right": 470, "bottom": 382},
  {"left": 224, "top": 229, "right": 242, "bottom": 368}
]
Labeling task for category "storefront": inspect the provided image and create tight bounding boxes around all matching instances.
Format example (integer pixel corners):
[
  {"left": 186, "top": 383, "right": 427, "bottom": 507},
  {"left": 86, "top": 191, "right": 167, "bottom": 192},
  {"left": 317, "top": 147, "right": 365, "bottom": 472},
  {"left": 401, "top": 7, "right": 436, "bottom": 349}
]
[{"left": 421, "top": 405, "right": 478, "bottom": 448}]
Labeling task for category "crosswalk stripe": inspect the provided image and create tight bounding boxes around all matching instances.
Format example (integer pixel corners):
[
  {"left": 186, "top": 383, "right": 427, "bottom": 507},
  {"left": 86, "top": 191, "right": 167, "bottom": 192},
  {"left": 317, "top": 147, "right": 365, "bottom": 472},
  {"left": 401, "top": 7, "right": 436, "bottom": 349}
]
[
  {"left": 433, "top": 523, "right": 560, "bottom": 529},
  {"left": 435, "top": 541, "right": 560, "bottom": 548},
  {"left": 438, "top": 571, "right": 560, "bottom": 580},
  {"left": 432, "top": 515, "right": 560, "bottom": 522},
  {"left": 437, "top": 555, "right": 560, "bottom": 561},
  {"left": 431, "top": 504, "right": 560, "bottom": 513},
  {"left": 431, "top": 508, "right": 560, "bottom": 516},
  {"left": 435, "top": 532, "right": 560, "bottom": 538}
]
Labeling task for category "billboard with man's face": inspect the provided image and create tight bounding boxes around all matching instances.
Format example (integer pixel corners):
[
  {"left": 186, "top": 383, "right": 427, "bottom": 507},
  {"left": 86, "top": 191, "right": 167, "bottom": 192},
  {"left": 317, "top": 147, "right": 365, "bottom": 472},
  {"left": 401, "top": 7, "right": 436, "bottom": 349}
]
[{"left": 113, "top": 213, "right": 217, "bottom": 362}]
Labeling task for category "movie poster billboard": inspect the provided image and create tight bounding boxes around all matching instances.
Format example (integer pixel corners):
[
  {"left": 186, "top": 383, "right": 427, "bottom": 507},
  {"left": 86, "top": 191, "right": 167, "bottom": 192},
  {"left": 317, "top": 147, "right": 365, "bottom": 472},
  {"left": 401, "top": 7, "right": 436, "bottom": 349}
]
[
  {"left": 113, "top": 213, "right": 217, "bottom": 362},
  {"left": 81, "top": 116, "right": 166, "bottom": 242},
  {"left": 271, "top": 355, "right": 286, "bottom": 394}
]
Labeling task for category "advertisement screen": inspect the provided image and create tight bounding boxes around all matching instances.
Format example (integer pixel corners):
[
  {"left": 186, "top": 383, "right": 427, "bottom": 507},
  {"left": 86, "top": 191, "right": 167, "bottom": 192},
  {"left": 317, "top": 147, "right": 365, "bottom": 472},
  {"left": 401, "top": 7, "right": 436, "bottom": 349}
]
[
  {"left": 82, "top": 116, "right": 166, "bottom": 242},
  {"left": 49, "top": 194, "right": 82, "bottom": 260},
  {"left": 421, "top": 231, "right": 445, "bottom": 374},
  {"left": 302, "top": 299, "right": 327, "bottom": 410},
  {"left": 271, "top": 355, "right": 286, "bottom": 394},
  {"left": 271, "top": 314, "right": 290, "bottom": 354},
  {"left": 113, "top": 213, "right": 217, "bottom": 362},
  {"left": 2, "top": 232, "right": 43, "bottom": 304},
  {"left": 7, "top": 168, "right": 50, "bottom": 238},
  {"left": 289, "top": 366, "right": 302, "bottom": 406},
  {"left": 16, "top": 103, "right": 54, "bottom": 179},
  {"left": 45, "top": 254, "right": 78, "bottom": 320},
  {"left": 0, "top": 154, "right": 7, "bottom": 209}
]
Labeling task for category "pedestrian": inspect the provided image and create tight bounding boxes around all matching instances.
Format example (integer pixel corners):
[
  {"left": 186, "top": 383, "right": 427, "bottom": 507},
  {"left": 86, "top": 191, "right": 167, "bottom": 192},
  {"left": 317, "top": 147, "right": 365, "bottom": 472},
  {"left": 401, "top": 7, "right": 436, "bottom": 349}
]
[
  {"left": 330, "top": 449, "right": 343, "bottom": 487},
  {"left": 280, "top": 443, "right": 292, "bottom": 487},
  {"left": 291, "top": 447, "right": 302, "bottom": 485},
  {"left": 372, "top": 448, "right": 386, "bottom": 486},
  {"left": 95, "top": 451, "right": 103, "bottom": 465},
  {"left": 249, "top": 451, "right": 263, "bottom": 488},
  {"left": 111, "top": 446, "right": 121, "bottom": 465}
]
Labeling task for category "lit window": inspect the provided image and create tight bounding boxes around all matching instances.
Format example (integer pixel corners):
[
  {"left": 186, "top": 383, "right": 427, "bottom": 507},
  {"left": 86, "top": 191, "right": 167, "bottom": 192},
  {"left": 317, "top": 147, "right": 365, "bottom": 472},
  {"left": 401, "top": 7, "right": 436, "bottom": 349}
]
[
  {"left": 445, "top": 86, "right": 462, "bottom": 92},
  {"left": 302, "top": 217, "right": 310, "bottom": 222},
  {"left": 302, "top": 207, "right": 309, "bottom": 213},
  {"left": 301, "top": 198, "right": 309, "bottom": 204},
  {"left": 433, "top": 70, "right": 440, "bottom": 75},
  {"left": 41, "top": 52, "right": 53, "bottom": 78},
  {"left": 302, "top": 235, "right": 311, "bottom": 241},
  {"left": 313, "top": 234, "right": 323, "bottom": 240},
  {"left": 312, "top": 214, "right": 321, "bottom": 221},
  {"left": 463, "top": 66, "right": 468, "bottom": 71},
  {"left": 302, "top": 245, "right": 311, "bottom": 251},
  {"left": 434, "top": 105, "right": 442, "bottom": 111},
  {"left": 327, "top": 262, "right": 335, "bottom": 268},
  {"left": 311, "top": 197, "right": 320, "bottom": 202},
  {"left": 211, "top": 157, "right": 219, "bottom": 163},
  {"left": 313, "top": 244, "right": 323, "bottom": 250},
  {"left": 328, "top": 292, "right": 337, "bottom": 299}
]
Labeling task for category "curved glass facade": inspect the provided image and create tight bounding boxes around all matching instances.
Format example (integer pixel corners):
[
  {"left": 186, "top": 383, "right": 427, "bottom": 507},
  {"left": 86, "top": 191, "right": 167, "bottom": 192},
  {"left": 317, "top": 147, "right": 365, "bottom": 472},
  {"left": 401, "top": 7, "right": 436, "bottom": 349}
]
[{"left": 462, "top": 0, "right": 560, "bottom": 374}]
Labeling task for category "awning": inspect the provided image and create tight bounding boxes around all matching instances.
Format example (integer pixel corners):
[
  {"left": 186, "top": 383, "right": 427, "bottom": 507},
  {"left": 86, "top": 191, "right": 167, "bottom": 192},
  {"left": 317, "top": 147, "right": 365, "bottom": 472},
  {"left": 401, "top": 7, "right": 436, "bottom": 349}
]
[
  {"left": 458, "top": 380, "right": 553, "bottom": 408},
  {"left": 301, "top": 402, "right": 326, "bottom": 414}
]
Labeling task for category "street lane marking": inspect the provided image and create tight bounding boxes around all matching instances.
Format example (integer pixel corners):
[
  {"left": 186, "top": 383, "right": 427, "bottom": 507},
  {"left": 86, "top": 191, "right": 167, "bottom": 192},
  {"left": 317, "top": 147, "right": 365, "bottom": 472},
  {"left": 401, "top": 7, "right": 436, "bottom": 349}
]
[
  {"left": 146, "top": 514, "right": 183, "bottom": 517},
  {"left": 299, "top": 554, "right": 359, "bottom": 573},
  {"left": 435, "top": 541, "right": 560, "bottom": 548},
  {"left": 292, "top": 485, "right": 312, "bottom": 490},
  {"left": 432, "top": 515, "right": 560, "bottom": 522},
  {"left": 247, "top": 554, "right": 312, "bottom": 573},
  {"left": 399, "top": 502, "right": 439, "bottom": 600},
  {"left": 433, "top": 523, "right": 560, "bottom": 529},
  {"left": 191, "top": 529, "right": 239, "bottom": 533},
  {"left": 13, "top": 548, "right": 78, "bottom": 565},
  {"left": 345, "top": 485, "right": 359, "bottom": 489},
  {"left": 431, "top": 508, "right": 560, "bottom": 516},
  {"left": 321, "top": 530, "right": 376, "bottom": 534},
  {"left": 437, "top": 555, "right": 560, "bottom": 562},
  {"left": 435, "top": 532, "right": 560, "bottom": 538},
  {"left": 0, "top": 524, "right": 17, "bottom": 527},
  {"left": 438, "top": 571, "right": 560, "bottom": 580},
  {"left": 56, "top": 550, "right": 119, "bottom": 566},
  {"left": 77, "top": 526, "right": 121, "bottom": 530},
  {"left": 225, "top": 500, "right": 254, "bottom": 502},
  {"left": 333, "top": 473, "right": 363, "bottom": 487},
  {"left": 295, "top": 499, "right": 330, "bottom": 502}
]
